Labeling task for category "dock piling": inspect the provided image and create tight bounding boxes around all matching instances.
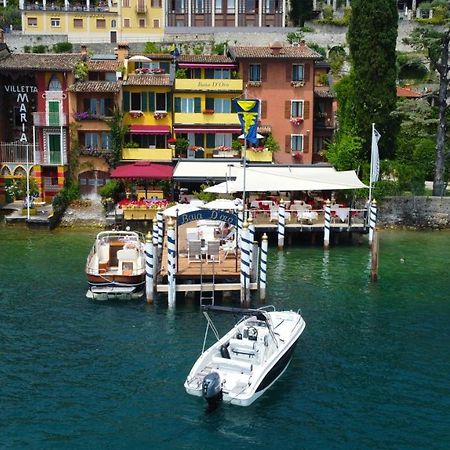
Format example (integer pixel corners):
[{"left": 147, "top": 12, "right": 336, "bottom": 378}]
[
  {"left": 248, "top": 216, "right": 255, "bottom": 275},
  {"left": 277, "top": 198, "right": 286, "bottom": 250},
  {"left": 240, "top": 221, "right": 251, "bottom": 306},
  {"left": 167, "top": 219, "right": 176, "bottom": 307},
  {"left": 157, "top": 207, "right": 164, "bottom": 254},
  {"left": 369, "top": 199, "right": 377, "bottom": 247},
  {"left": 259, "top": 233, "right": 268, "bottom": 302},
  {"left": 145, "top": 231, "right": 154, "bottom": 303},
  {"left": 370, "top": 228, "right": 379, "bottom": 282},
  {"left": 324, "top": 199, "right": 331, "bottom": 249}
]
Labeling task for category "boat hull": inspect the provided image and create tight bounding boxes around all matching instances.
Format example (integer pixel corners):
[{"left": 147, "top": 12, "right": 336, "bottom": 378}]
[{"left": 87, "top": 273, "right": 145, "bottom": 288}]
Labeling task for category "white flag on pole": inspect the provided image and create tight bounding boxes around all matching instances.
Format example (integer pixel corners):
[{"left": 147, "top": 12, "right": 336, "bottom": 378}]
[{"left": 371, "top": 127, "right": 381, "bottom": 182}]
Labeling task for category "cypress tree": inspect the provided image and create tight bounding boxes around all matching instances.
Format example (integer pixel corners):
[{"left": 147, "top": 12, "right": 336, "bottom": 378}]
[{"left": 347, "top": 0, "right": 398, "bottom": 160}]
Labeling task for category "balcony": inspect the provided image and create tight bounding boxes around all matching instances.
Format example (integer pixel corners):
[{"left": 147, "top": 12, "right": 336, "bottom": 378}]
[
  {"left": 33, "top": 112, "right": 67, "bottom": 127},
  {"left": 246, "top": 148, "right": 273, "bottom": 162},
  {"left": 0, "top": 142, "right": 67, "bottom": 165},
  {"left": 22, "top": 2, "right": 112, "bottom": 12},
  {"left": 136, "top": 2, "right": 147, "bottom": 13},
  {"left": 175, "top": 78, "right": 243, "bottom": 92},
  {"left": 122, "top": 147, "right": 174, "bottom": 161},
  {"left": 174, "top": 112, "right": 240, "bottom": 125}
]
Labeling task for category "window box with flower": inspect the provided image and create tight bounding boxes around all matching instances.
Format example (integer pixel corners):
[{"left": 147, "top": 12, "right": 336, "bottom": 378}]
[
  {"left": 247, "top": 81, "right": 262, "bottom": 87},
  {"left": 290, "top": 117, "right": 304, "bottom": 126},
  {"left": 129, "top": 110, "right": 144, "bottom": 118},
  {"left": 248, "top": 146, "right": 266, "bottom": 153},
  {"left": 291, "top": 81, "right": 305, "bottom": 88},
  {"left": 292, "top": 151, "right": 303, "bottom": 162},
  {"left": 73, "top": 111, "right": 99, "bottom": 121},
  {"left": 202, "top": 109, "right": 214, "bottom": 114},
  {"left": 154, "top": 111, "right": 167, "bottom": 120}
]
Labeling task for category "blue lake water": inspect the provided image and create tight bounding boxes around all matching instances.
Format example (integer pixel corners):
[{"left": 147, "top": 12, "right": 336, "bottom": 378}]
[{"left": 1, "top": 225, "right": 450, "bottom": 449}]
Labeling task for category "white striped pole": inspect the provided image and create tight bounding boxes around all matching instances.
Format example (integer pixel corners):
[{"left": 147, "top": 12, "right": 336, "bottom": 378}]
[
  {"left": 369, "top": 199, "right": 377, "bottom": 247},
  {"left": 324, "top": 199, "right": 331, "bottom": 249},
  {"left": 240, "top": 221, "right": 251, "bottom": 306},
  {"left": 259, "top": 233, "right": 268, "bottom": 302},
  {"left": 145, "top": 231, "right": 154, "bottom": 303},
  {"left": 152, "top": 218, "right": 159, "bottom": 278},
  {"left": 157, "top": 207, "right": 164, "bottom": 253},
  {"left": 167, "top": 218, "right": 176, "bottom": 308},
  {"left": 237, "top": 207, "right": 244, "bottom": 240},
  {"left": 277, "top": 198, "right": 286, "bottom": 250},
  {"left": 248, "top": 215, "right": 255, "bottom": 277}
]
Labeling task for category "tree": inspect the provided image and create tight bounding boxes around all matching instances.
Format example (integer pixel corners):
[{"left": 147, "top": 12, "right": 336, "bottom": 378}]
[
  {"left": 289, "top": 0, "right": 314, "bottom": 27},
  {"left": 347, "top": 0, "right": 399, "bottom": 161},
  {"left": 107, "top": 108, "right": 127, "bottom": 168},
  {"left": 407, "top": 26, "right": 450, "bottom": 196}
]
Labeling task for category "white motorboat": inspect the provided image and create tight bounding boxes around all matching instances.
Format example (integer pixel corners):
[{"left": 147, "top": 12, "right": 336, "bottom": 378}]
[
  {"left": 85, "top": 230, "right": 146, "bottom": 300},
  {"left": 184, "top": 305, "right": 306, "bottom": 407}
]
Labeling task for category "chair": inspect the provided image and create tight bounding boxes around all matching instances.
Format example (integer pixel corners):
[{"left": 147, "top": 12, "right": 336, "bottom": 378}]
[
  {"left": 221, "top": 237, "right": 237, "bottom": 259},
  {"left": 188, "top": 239, "right": 202, "bottom": 264},
  {"left": 186, "top": 227, "right": 199, "bottom": 242},
  {"left": 206, "top": 240, "right": 220, "bottom": 264}
]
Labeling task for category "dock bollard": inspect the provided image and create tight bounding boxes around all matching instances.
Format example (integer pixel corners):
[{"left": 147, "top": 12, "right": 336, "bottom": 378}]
[
  {"left": 324, "top": 199, "right": 331, "bottom": 249},
  {"left": 145, "top": 231, "right": 154, "bottom": 303},
  {"left": 277, "top": 198, "right": 286, "bottom": 250},
  {"left": 369, "top": 199, "right": 377, "bottom": 247},
  {"left": 167, "top": 218, "right": 176, "bottom": 308},
  {"left": 240, "top": 221, "right": 251, "bottom": 306},
  {"left": 259, "top": 233, "right": 268, "bottom": 302}
]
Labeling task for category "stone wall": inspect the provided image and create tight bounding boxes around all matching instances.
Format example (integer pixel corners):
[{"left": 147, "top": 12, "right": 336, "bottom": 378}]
[{"left": 378, "top": 196, "right": 450, "bottom": 229}]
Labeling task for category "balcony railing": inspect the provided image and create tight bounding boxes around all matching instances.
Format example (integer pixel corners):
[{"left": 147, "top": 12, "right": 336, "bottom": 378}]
[
  {"left": 23, "top": 3, "right": 111, "bottom": 12},
  {"left": 33, "top": 112, "right": 67, "bottom": 127},
  {"left": 0, "top": 142, "right": 67, "bottom": 165}
]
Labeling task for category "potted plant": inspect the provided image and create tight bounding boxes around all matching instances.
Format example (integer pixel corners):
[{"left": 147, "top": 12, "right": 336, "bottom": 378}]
[
  {"left": 290, "top": 117, "right": 304, "bottom": 126},
  {"left": 292, "top": 151, "right": 303, "bottom": 162},
  {"left": 175, "top": 137, "right": 189, "bottom": 158}
]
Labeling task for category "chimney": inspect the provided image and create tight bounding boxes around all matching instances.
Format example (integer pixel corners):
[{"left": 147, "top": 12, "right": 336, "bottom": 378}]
[
  {"left": 80, "top": 44, "right": 88, "bottom": 61},
  {"left": 269, "top": 41, "right": 283, "bottom": 55},
  {"left": 115, "top": 43, "right": 129, "bottom": 62}
]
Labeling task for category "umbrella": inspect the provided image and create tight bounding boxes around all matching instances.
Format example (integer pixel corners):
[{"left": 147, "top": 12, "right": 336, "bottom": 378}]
[
  {"left": 238, "top": 133, "right": 264, "bottom": 139},
  {"left": 129, "top": 55, "right": 152, "bottom": 62},
  {"left": 110, "top": 161, "right": 173, "bottom": 179},
  {"left": 203, "top": 199, "right": 241, "bottom": 210},
  {"left": 163, "top": 203, "right": 202, "bottom": 217},
  {"left": 204, "top": 181, "right": 239, "bottom": 194}
]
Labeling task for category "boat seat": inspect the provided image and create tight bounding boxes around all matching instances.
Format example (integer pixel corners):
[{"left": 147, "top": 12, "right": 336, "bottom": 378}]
[
  {"left": 229, "top": 338, "right": 257, "bottom": 357},
  {"left": 211, "top": 355, "right": 253, "bottom": 374}
]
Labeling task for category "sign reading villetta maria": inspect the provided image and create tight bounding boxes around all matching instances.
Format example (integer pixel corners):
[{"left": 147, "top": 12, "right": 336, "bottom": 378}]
[
  {"left": 4, "top": 85, "right": 37, "bottom": 143},
  {"left": 177, "top": 209, "right": 238, "bottom": 226}
]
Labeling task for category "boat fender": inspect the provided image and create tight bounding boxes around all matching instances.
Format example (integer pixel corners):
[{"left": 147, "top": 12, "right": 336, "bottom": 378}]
[
  {"left": 220, "top": 343, "right": 231, "bottom": 359},
  {"left": 237, "top": 332, "right": 242, "bottom": 340}
]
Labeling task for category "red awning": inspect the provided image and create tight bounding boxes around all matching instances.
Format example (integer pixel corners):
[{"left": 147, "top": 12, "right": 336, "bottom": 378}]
[
  {"left": 110, "top": 161, "right": 173, "bottom": 179},
  {"left": 129, "top": 125, "right": 171, "bottom": 134},
  {"left": 177, "top": 63, "right": 237, "bottom": 69},
  {"left": 173, "top": 126, "right": 242, "bottom": 134}
]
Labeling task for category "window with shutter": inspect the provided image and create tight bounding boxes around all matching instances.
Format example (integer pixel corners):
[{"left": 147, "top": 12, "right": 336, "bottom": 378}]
[
  {"left": 195, "top": 133, "right": 204, "bottom": 147},
  {"left": 123, "top": 91, "right": 130, "bottom": 112},
  {"left": 304, "top": 101, "right": 310, "bottom": 120},
  {"left": 206, "top": 133, "right": 215, "bottom": 148},
  {"left": 148, "top": 92, "right": 155, "bottom": 111},
  {"left": 303, "top": 135, "right": 309, "bottom": 153},
  {"left": 261, "top": 64, "right": 267, "bottom": 82},
  {"left": 194, "top": 97, "right": 201, "bottom": 113},
  {"left": 141, "top": 92, "right": 148, "bottom": 111},
  {"left": 174, "top": 97, "right": 181, "bottom": 112},
  {"left": 286, "top": 64, "right": 291, "bottom": 82},
  {"left": 285, "top": 135, "right": 291, "bottom": 152},
  {"left": 166, "top": 93, "right": 172, "bottom": 112},
  {"left": 205, "top": 68, "right": 214, "bottom": 79},
  {"left": 285, "top": 100, "right": 291, "bottom": 119},
  {"left": 205, "top": 97, "right": 214, "bottom": 110},
  {"left": 261, "top": 100, "right": 267, "bottom": 119},
  {"left": 304, "top": 63, "right": 310, "bottom": 82}
]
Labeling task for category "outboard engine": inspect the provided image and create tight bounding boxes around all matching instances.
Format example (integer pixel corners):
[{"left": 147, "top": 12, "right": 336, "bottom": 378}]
[{"left": 202, "top": 372, "right": 222, "bottom": 404}]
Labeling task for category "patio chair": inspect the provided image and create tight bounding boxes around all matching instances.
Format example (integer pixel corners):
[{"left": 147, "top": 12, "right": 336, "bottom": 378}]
[
  {"left": 187, "top": 239, "right": 202, "bottom": 264},
  {"left": 221, "top": 237, "right": 237, "bottom": 259},
  {"left": 206, "top": 240, "right": 221, "bottom": 264},
  {"left": 186, "top": 227, "right": 199, "bottom": 241}
]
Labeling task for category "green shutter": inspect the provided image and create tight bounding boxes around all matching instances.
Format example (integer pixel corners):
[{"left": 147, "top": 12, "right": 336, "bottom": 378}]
[
  {"left": 194, "top": 97, "right": 201, "bottom": 113},
  {"left": 205, "top": 97, "right": 214, "bottom": 110},
  {"left": 194, "top": 68, "right": 201, "bottom": 78},
  {"left": 206, "top": 133, "right": 215, "bottom": 148},
  {"left": 123, "top": 91, "right": 130, "bottom": 112},
  {"left": 148, "top": 91, "right": 155, "bottom": 112},
  {"left": 174, "top": 97, "right": 181, "bottom": 112},
  {"left": 205, "top": 68, "right": 214, "bottom": 79},
  {"left": 141, "top": 92, "right": 148, "bottom": 111},
  {"left": 166, "top": 93, "right": 172, "bottom": 112}
]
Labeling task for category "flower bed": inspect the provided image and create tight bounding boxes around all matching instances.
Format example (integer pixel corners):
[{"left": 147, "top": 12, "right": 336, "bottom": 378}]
[
  {"left": 248, "top": 146, "right": 266, "bottom": 153},
  {"left": 118, "top": 199, "right": 169, "bottom": 209}
]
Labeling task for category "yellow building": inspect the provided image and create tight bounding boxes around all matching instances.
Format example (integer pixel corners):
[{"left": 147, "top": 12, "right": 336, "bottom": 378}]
[
  {"left": 172, "top": 54, "right": 246, "bottom": 160},
  {"left": 122, "top": 53, "right": 173, "bottom": 162},
  {"left": 20, "top": 0, "right": 163, "bottom": 43}
]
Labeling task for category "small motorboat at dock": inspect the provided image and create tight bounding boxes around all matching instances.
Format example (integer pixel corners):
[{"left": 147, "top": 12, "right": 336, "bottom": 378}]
[
  {"left": 184, "top": 305, "right": 306, "bottom": 406},
  {"left": 85, "top": 230, "right": 146, "bottom": 300}
]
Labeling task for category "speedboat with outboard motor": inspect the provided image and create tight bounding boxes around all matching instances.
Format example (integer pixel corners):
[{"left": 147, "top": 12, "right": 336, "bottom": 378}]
[
  {"left": 184, "top": 305, "right": 306, "bottom": 407},
  {"left": 85, "top": 230, "right": 146, "bottom": 300}
]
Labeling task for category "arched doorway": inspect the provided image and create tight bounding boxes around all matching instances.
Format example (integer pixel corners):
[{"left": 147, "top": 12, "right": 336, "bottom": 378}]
[{"left": 78, "top": 170, "right": 110, "bottom": 199}]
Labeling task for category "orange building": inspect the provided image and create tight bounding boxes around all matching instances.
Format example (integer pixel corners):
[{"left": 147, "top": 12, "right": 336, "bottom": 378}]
[{"left": 229, "top": 42, "right": 322, "bottom": 165}]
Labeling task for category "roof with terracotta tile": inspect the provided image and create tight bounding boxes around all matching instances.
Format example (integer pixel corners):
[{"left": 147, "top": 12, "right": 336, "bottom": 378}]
[
  {"left": 178, "top": 54, "right": 235, "bottom": 64},
  {"left": 123, "top": 73, "right": 171, "bottom": 86},
  {"left": 396, "top": 86, "right": 423, "bottom": 98},
  {"left": 69, "top": 81, "right": 122, "bottom": 93},
  {"left": 88, "top": 60, "right": 122, "bottom": 72},
  {"left": 0, "top": 53, "right": 83, "bottom": 71},
  {"left": 315, "top": 87, "right": 336, "bottom": 98},
  {"left": 228, "top": 45, "right": 321, "bottom": 60}
]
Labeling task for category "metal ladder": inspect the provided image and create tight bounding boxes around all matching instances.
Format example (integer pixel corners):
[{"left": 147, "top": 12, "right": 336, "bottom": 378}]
[{"left": 199, "top": 256, "right": 216, "bottom": 306}]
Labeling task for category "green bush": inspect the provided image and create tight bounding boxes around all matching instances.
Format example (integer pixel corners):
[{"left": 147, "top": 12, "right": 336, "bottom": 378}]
[
  {"left": 53, "top": 42, "right": 73, "bottom": 53},
  {"left": 24, "top": 45, "right": 31, "bottom": 53},
  {"left": 99, "top": 180, "right": 124, "bottom": 202},
  {"left": 32, "top": 45, "right": 47, "bottom": 53}
]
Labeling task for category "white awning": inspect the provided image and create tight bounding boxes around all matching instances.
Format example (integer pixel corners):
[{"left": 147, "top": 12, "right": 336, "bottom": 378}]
[
  {"left": 204, "top": 165, "right": 367, "bottom": 192},
  {"left": 173, "top": 160, "right": 243, "bottom": 182}
]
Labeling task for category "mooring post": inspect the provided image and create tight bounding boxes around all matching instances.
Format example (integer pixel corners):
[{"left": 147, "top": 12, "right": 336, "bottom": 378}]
[
  {"left": 167, "top": 218, "right": 176, "bottom": 308},
  {"left": 324, "top": 199, "right": 331, "bottom": 249},
  {"left": 369, "top": 199, "right": 377, "bottom": 247},
  {"left": 259, "top": 233, "right": 268, "bottom": 302},
  {"left": 248, "top": 215, "right": 255, "bottom": 275},
  {"left": 277, "top": 198, "right": 286, "bottom": 250},
  {"left": 370, "top": 228, "right": 379, "bottom": 282},
  {"left": 240, "top": 221, "right": 251, "bottom": 306},
  {"left": 152, "top": 223, "right": 159, "bottom": 280},
  {"left": 237, "top": 206, "right": 244, "bottom": 240},
  {"left": 157, "top": 207, "right": 164, "bottom": 256},
  {"left": 145, "top": 231, "right": 154, "bottom": 303}
]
